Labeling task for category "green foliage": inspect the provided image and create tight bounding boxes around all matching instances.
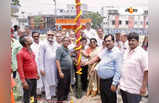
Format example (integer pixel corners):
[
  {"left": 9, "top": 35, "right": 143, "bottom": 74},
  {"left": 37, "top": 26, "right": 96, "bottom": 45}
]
[
  {"left": 34, "top": 16, "right": 42, "bottom": 26},
  {"left": 83, "top": 11, "right": 104, "bottom": 29},
  {"left": 12, "top": 0, "right": 21, "bottom": 6}
]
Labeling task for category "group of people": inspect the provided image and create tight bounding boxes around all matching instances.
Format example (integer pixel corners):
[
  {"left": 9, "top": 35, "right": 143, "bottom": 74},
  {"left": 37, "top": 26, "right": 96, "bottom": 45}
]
[
  {"left": 11, "top": 22, "right": 148, "bottom": 103},
  {"left": 11, "top": 26, "right": 74, "bottom": 103}
]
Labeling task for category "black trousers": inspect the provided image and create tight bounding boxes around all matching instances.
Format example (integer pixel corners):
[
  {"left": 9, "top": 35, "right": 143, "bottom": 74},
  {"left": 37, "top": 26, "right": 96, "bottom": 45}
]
[
  {"left": 100, "top": 78, "right": 117, "bottom": 103},
  {"left": 81, "top": 65, "right": 88, "bottom": 91},
  {"left": 12, "top": 71, "right": 17, "bottom": 79},
  {"left": 23, "top": 79, "right": 37, "bottom": 103},
  {"left": 120, "top": 89, "right": 141, "bottom": 103},
  {"left": 57, "top": 69, "right": 71, "bottom": 103}
]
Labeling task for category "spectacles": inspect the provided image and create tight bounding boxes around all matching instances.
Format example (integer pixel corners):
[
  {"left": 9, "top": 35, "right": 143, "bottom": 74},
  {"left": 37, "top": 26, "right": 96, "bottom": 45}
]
[
  {"left": 48, "top": 34, "right": 54, "bottom": 36},
  {"left": 33, "top": 36, "right": 39, "bottom": 38},
  {"left": 104, "top": 40, "right": 112, "bottom": 43}
]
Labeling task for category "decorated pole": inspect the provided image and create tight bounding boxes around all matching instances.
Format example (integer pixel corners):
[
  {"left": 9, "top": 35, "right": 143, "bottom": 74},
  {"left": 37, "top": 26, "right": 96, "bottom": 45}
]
[{"left": 74, "top": 0, "right": 82, "bottom": 98}]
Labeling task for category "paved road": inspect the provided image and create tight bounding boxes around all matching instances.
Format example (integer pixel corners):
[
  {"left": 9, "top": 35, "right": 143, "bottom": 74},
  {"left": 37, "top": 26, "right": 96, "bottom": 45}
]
[{"left": 16, "top": 92, "right": 148, "bottom": 103}]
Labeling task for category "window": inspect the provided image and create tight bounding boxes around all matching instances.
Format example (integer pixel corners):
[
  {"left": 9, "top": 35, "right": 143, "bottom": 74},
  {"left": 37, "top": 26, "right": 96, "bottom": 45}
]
[
  {"left": 135, "top": 21, "right": 138, "bottom": 25},
  {"left": 119, "top": 20, "right": 122, "bottom": 25},
  {"left": 126, "top": 21, "right": 128, "bottom": 25},
  {"left": 112, "top": 20, "right": 115, "bottom": 25},
  {"left": 144, "top": 10, "right": 148, "bottom": 15},
  {"left": 140, "top": 21, "right": 143, "bottom": 25},
  {"left": 60, "top": 10, "right": 63, "bottom": 12}
]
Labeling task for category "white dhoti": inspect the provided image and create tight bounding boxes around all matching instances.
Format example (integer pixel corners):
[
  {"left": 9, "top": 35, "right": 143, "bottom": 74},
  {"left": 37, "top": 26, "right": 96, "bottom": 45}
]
[
  {"left": 39, "top": 40, "right": 58, "bottom": 100},
  {"left": 43, "top": 80, "right": 56, "bottom": 99}
]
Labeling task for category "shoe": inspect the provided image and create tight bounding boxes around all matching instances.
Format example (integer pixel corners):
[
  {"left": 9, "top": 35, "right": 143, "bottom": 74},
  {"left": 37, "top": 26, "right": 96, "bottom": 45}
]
[
  {"left": 46, "top": 99, "right": 52, "bottom": 103},
  {"left": 63, "top": 96, "right": 68, "bottom": 100},
  {"left": 51, "top": 96, "right": 57, "bottom": 100},
  {"left": 91, "top": 90, "right": 97, "bottom": 97}
]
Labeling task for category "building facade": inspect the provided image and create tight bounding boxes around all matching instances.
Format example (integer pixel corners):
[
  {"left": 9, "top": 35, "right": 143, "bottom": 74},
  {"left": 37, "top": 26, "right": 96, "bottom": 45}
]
[
  {"left": 11, "top": 0, "right": 20, "bottom": 26},
  {"left": 100, "top": 6, "right": 149, "bottom": 35},
  {"left": 28, "top": 4, "right": 91, "bottom": 32}
]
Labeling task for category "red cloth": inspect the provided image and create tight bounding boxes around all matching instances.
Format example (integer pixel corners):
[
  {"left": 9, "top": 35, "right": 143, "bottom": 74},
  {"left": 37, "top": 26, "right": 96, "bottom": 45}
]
[
  {"left": 16, "top": 47, "right": 38, "bottom": 83},
  {"left": 10, "top": 28, "right": 14, "bottom": 34}
]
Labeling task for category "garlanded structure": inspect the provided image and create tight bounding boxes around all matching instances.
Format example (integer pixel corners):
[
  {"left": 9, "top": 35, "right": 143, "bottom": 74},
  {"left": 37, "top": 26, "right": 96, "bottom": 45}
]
[{"left": 74, "top": 0, "right": 82, "bottom": 98}]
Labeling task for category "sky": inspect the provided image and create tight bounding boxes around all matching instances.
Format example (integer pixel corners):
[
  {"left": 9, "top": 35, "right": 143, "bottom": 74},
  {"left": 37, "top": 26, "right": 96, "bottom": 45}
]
[{"left": 19, "top": 0, "right": 148, "bottom": 15}]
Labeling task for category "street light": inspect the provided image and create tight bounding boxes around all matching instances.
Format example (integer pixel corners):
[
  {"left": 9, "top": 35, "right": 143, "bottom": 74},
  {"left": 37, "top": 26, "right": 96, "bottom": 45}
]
[
  {"left": 53, "top": 0, "right": 56, "bottom": 17},
  {"left": 52, "top": 0, "right": 56, "bottom": 30}
]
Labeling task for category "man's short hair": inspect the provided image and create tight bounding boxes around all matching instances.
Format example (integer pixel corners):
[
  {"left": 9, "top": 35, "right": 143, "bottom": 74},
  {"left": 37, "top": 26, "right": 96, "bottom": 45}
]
[
  {"left": 56, "top": 32, "right": 62, "bottom": 37},
  {"left": 80, "top": 37, "right": 87, "bottom": 42},
  {"left": 47, "top": 30, "right": 55, "bottom": 35},
  {"left": 121, "top": 32, "right": 127, "bottom": 37},
  {"left": 19, "top": 34, "right": 28, "bottom": 47},
  {"left": 90, "top": 38, "right": 97, "bottom": 43},
  {"left": 104, "top": 34, "right": 115, "bottom": 42},
  {"left": 115, "top": 32, "right": 120, "bottom": 35},
  {"left": 128, "top": 32, "right": 139, "bottom": 41},
  {"left": 32, "top": 31, "right": 40, "bottom": 37},
  {"left": 86, "top": 22, "right": 91, "bottom": 26},
  {"left": 62, "top": 36, "right": 69, "bottom": 41}
]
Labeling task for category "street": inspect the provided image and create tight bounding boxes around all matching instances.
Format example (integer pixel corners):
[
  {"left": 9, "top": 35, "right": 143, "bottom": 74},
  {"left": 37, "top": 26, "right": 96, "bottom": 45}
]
[{"left": 16, "top": 91, "right": 148, "bottom": 103}]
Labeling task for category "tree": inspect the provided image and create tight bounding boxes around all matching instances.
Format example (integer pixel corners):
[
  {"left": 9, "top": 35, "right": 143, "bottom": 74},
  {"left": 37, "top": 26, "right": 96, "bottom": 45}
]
[
  {"left": 11, "top": 0, "right": 21, "bottom": 6},
  {"left": 33, "top": 16, "right": 44, "bottom": 29},
  {"left": 83, "top": 11, "right": 104, "bottom": 29}
]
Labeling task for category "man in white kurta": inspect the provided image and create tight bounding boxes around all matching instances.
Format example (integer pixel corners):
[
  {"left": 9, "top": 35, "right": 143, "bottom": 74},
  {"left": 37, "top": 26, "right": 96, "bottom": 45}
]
[
  {"left": 120, "top": 33, "right": 129, "bottom": 54},
  {"left": 39, "top": 31, "right": 58, "bottom": 100},
  {"left": 55, "top": 32, "right": 62, "bottom": 47},
  {"left": 83, "top": 22, "right": 98, "bottom": 40},
  {"left": 96, "top": 28, "right": 104, "bottom": 47},
  {"left": 31, "top": 32, "right": 44, "bottom": 95}
]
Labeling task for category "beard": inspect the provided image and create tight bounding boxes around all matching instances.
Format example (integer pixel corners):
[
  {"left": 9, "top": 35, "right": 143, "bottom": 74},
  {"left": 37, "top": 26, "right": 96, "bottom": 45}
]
[{"left": 48, "top": 38, "right": 54, "bottom": 42}]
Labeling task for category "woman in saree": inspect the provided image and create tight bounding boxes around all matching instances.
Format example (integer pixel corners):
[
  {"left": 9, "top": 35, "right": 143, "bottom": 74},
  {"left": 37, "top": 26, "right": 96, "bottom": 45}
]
[{"left": 81, "top": 38, "right": 100, "bottom": 96}]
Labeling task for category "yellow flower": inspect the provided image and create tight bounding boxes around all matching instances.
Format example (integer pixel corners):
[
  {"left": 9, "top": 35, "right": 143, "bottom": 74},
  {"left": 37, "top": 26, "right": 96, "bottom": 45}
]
[{"left": 30, "top": 96, "right": 34, "bottom": 103}]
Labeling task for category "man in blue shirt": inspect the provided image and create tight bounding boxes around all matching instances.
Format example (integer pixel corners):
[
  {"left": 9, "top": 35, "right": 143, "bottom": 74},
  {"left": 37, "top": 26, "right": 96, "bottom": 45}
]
[{"left": 84, "top": 34, "right": 122, "bottom": 103}]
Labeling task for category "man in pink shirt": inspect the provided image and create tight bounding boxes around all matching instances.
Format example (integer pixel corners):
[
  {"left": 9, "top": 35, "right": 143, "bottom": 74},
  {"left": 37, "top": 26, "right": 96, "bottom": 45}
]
[{"left": 119, "top": 32, "right": 148, "bottom": 103}]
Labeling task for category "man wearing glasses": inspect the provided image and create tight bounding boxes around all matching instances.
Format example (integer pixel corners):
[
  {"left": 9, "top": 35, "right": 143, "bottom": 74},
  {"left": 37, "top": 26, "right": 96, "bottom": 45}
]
[
  {"left": 56, "top": 37, "right": 73, "bottom": 102},
  {"left": 39, "top": 30, "right": 58, "bottom": 101},
  {"left": 84, "top": 34, "right": 122, "bottom": 103}
]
